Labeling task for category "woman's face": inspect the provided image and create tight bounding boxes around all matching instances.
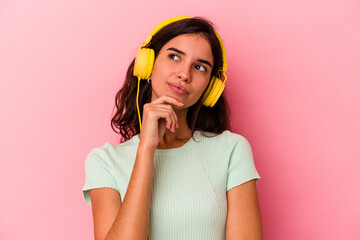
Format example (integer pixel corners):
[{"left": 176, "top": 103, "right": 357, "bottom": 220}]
[{"left": 150, "top": 33, "right": 214, "bottom": 108}]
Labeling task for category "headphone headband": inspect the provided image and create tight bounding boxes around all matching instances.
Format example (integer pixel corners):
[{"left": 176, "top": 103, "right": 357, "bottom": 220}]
[{"left": 141, "top": 16, "right": 193, "bottom": 48}]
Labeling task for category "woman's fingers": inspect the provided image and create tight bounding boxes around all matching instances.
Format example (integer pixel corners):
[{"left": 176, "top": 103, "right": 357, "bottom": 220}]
[
  {"left": 140, "top": 95, "right": 184, "bottom": 148},
  {"left": 154, "top": 95, "right": 182, "bottom": 131},
  {"left": 151, "top": 95, "right": 184, "bottom": 107},
  {"left": 148, "top": 105, "right": 177, "bottom": 132},
  {"left": 151, "top": 104, "right": 178, "bottom": 132}
]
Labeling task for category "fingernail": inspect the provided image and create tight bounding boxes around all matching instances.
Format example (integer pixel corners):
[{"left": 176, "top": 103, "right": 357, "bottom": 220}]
[{"left": 178, "top": 102, "right": 184, "bottom": 106}]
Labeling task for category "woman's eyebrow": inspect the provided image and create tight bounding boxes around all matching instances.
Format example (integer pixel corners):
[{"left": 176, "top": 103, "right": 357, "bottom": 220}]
[
  {"left": 167, "top": 47, "right": 213, "bottom": 68},
  {"left": 198, "top": 59, "right": 213, "bottom": 69},
  {"left": 167, "top": 47, "right": 185, "bottom": 55}
]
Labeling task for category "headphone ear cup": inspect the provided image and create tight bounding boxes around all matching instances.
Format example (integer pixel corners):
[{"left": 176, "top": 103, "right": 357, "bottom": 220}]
[
  {"left": 201, "top": 77, "right": 225, "bottom": 107},
  {"left": 134, "top": 48, "right": 155, "bottom": 79}
]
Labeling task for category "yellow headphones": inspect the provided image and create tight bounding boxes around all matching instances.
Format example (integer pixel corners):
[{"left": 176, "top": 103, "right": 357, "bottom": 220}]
[{"left": 133, "top": 16, "right": 228, "bottom": 131}]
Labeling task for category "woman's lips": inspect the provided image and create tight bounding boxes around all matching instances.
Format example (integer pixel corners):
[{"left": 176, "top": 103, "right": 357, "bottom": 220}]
[{"left": 168, "top": 83, "right": 189, "bottom": 95}]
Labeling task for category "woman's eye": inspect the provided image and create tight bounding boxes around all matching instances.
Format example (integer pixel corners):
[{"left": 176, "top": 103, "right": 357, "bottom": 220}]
[
  {"left": 169, "top": 54, "right": 180, "bottom": 60},
  {"left": 195, "top": 65, "right": 207, "bottom": 72}
]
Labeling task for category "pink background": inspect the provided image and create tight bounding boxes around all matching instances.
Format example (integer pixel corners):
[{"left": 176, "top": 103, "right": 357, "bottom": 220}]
[{"left": 1, "top": 0, "right": 359, "bottom": 239}]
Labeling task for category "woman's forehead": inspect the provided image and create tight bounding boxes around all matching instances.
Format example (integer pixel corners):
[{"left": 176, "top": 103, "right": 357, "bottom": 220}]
[{"left": 161, "top": 34, "right": 214, "bottom": 63}]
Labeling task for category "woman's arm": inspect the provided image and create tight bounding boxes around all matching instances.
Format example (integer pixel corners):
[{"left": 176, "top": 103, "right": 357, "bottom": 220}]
[
  {"left": 90, "top": 145, "right": 155, "bottom": 240},
  {"left": 226, "top": 179, "right": 263, "bottom": 240},
  {"left": 90, "top": 95, "right": 182, "bottom": 240}
]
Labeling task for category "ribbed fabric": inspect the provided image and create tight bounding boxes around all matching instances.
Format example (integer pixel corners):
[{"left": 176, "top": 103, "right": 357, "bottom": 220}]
[{"left": 82, "top": 130, "right": 261, "bottom": 240}]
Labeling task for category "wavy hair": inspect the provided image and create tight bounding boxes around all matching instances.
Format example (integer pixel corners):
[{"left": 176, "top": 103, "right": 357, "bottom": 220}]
[{"left": 111, "top": 17, "right": 231, "bottom": 143}]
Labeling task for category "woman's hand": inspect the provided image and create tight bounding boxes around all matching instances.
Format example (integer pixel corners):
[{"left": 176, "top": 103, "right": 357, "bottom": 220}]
[{"left": 139, "top": 95, "right": 184, "bottom": 150}]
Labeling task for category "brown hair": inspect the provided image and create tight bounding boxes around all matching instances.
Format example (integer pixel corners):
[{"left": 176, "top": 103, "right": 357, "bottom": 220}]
[{"left": 111, "top": 17, "right": 231, "bottom": 143}]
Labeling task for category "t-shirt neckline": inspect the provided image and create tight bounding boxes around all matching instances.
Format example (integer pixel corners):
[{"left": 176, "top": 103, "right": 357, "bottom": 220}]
[{"left": 134, "top": 130, "right": 200, "bottom": 156}]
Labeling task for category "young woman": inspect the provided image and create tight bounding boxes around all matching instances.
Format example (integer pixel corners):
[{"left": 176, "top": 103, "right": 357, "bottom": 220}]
[{"left": 82, "top": 16, "right": 262, "bottom": 240}]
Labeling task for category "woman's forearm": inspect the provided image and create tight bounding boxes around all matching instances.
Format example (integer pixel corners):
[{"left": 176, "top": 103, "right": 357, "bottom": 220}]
[{"left": 105, "top": 144, "right": 155, "bottom": 240}]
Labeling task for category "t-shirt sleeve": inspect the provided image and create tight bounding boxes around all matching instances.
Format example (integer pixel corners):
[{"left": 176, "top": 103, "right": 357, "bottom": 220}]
[
  {"left": 82, "top": 147, "right": 120, "bottom": 206},
  {"left": 226, "top": 136, "right": 261, "bottom": 191}
]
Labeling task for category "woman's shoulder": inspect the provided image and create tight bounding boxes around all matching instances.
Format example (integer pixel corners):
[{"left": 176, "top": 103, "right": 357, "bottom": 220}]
[
  {"left": 86, "top": 135, "right": 139, "bottom": 162},
  {"left": 193, "top": 130, "right": 252, "bottom": 154},
  {"left": 198, "top": 129, "right": 250, "bottom": 145}
]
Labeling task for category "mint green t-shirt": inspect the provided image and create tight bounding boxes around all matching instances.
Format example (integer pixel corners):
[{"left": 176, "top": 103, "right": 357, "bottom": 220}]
[{"left": 82, "top": 130, "right": 261, "bottom": 239}]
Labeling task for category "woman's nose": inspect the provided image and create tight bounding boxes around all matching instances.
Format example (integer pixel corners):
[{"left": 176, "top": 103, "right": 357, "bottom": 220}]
[{"left": 176, "top": 65, "right": 191, "bottom": 82}]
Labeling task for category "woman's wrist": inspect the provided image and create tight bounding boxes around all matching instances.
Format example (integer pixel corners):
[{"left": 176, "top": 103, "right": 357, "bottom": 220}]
[{"left": 138, "top": 142, "right": 157, "bottom": 155}]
